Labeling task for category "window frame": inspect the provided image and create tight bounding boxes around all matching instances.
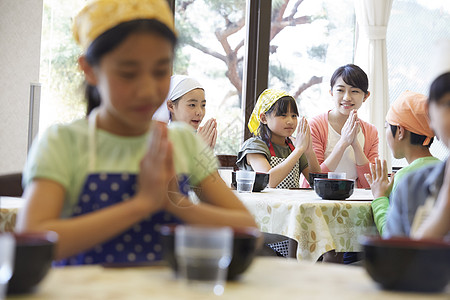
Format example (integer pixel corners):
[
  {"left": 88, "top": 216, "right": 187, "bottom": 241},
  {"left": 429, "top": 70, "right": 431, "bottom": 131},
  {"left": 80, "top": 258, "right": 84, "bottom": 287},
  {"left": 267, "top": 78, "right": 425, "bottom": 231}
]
[{"left": 168, "top": 0, "right": 271, "bottom": 143}]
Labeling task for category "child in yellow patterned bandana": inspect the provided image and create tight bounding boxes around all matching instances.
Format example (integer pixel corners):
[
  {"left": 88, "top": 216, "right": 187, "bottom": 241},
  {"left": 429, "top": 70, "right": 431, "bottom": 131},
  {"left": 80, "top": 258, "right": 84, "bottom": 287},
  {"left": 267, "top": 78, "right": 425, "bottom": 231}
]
[
  {"left": 237, "top": 88, "right": 321, "bottom": 189},
  {"left": 17, "top": 0, "right": 257, "bottom": 265}
]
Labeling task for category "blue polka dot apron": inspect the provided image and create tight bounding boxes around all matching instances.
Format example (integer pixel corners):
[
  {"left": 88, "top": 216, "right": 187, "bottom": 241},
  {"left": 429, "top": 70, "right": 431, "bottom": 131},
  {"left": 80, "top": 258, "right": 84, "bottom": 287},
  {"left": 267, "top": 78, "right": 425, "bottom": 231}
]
[
  {"left": 268, "top": 138, "right": 300, "bottom": 189},
  {"left": 55, "top": 110, "right": 184, "bottom": 266}
]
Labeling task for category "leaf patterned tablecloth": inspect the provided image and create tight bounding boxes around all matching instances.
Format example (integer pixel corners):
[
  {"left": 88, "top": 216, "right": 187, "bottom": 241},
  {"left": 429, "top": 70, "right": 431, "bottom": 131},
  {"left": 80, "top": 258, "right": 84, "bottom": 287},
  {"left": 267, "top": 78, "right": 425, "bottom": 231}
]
[
  {"left": 0, "top": 197, "right": 25, "bottom": 232},
  {"left": 235, "top": 188, "right": 378, "bottom": 262}
]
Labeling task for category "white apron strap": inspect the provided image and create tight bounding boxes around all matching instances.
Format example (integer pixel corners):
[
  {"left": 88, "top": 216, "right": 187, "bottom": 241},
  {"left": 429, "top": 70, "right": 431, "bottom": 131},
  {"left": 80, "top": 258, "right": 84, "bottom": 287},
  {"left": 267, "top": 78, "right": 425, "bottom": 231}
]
[{"left": 87, "top": 108, "right": 99, "bottom": 173}]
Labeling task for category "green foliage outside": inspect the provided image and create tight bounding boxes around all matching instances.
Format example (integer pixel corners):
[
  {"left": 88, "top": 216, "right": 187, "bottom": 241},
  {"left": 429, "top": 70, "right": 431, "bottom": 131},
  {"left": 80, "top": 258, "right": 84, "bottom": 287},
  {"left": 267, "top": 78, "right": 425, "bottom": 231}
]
[{"left": 40, "top": 1, "right": 86, "bottom": 129}]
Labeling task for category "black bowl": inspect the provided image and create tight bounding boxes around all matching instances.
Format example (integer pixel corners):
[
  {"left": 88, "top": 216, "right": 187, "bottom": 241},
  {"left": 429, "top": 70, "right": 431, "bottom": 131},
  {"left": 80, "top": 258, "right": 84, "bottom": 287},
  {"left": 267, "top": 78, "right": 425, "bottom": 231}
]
[
  {"left": 361, "top": 236, "right": 450, "bottom": 292},
  {"left": 7, "top": 231, "right": 58, "bottom": 294},
  {"left": 231, "top": 171, "right": 269, "bottom": 192},
  {"left": 160, "top": 225, "right": 261, "bottom": 280},
  {"left": 314, "top": 178, "right": 354, "bottom": 200},
  {"left": 308, "top": 172, "right": 328, "bottom": 188}
]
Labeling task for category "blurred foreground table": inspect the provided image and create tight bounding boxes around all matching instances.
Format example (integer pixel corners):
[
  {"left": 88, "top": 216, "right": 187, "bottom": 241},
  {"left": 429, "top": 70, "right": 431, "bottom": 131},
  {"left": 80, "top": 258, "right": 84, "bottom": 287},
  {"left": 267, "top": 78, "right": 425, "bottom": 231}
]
[
  {"left": 7, "top": 257, "right": 449, "bottom": 300},
  {"left": 0, "top": 197, "right": 25, "bottom": 232},
  {"left": 236, "top": 188, "right": 377, "bottom": 261}
]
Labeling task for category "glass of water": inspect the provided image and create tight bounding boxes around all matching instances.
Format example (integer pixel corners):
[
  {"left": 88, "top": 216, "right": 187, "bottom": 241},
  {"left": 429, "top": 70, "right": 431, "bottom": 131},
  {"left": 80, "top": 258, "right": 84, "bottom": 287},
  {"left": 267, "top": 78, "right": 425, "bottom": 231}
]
[
  {"left": 328, "top": 172, "right": 346, "bottom": 179},
  {"left": 175, "top": 225, "right": 233, "bottom": 296},
  {"left": 0, "top": 233, "right": 15, "bottom": 299},
  {"left": 236, "top": 170, "right": 256, "bottom": 193}
]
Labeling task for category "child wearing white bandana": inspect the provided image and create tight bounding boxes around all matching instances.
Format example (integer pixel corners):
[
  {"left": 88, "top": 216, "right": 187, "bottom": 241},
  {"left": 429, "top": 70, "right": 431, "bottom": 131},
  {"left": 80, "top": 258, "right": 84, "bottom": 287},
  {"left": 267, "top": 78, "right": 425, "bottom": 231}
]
[{"left": 153, "top": 75, "right": 217, "bottom": 148}]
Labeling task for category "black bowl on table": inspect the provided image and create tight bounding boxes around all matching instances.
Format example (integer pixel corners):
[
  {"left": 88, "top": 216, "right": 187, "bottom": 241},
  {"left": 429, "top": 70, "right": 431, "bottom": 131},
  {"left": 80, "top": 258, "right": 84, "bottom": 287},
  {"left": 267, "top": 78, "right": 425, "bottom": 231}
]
[
  {"left": 308, "top": 172, "right": 328, "bottom": 189},
  {"left": 314, "top": 178, "right": 354, "bottom": 200},
  {"left": 159, "top": 224, "right": 262, "bottom": 280},
  {"left": 231, "top": 171, "right": 269, "bottom": 192},
  {"left": 7, "top": 231, "right": 58, "bottom": 294},
  {"left": 360, "top": 236, "right": 450, "bottom": 292}
]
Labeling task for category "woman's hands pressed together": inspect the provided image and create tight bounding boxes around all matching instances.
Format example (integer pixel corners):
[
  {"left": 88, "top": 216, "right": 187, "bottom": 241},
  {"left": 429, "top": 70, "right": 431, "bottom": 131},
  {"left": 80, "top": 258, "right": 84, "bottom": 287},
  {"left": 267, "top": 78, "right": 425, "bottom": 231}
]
[{"left": 340, "top": 109, "right": 360, "bottom": 147}]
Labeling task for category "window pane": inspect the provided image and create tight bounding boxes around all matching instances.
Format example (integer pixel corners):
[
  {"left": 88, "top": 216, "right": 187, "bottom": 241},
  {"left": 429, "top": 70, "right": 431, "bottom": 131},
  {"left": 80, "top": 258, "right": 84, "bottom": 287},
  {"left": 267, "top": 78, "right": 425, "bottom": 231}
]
[
  {"left": 40, "top": 0, "right": 246, "bottom": 155},
  {"left": 39, "top": 0, "right": 87, "bottom": 134},
  {"left": 269, "top": 0, "right": 355, "bottom": 119},
  {"left": 387, "top": 0, "right": 450, "bottom": 165},
  {"left": 174, "top": 0, "right": 246, "bottom": 155}
]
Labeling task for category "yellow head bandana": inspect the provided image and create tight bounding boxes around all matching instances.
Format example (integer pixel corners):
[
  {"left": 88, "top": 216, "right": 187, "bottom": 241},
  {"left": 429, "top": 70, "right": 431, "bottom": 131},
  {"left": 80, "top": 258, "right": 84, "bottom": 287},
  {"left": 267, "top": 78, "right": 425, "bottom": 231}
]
[
  {"left": 73, "top": 0, "right": 176, "bottom": 51},
  {"left": 386, "top": 90, "right": 434, "bottom": 146},
  {"left": 248, "top": 89, "right": 292, "bottom": 135}
]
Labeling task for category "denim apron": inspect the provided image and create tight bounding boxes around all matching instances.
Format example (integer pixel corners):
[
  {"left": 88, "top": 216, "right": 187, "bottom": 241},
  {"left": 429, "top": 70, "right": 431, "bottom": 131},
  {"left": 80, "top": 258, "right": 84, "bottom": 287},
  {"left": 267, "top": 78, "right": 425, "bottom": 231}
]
[
  {"left": 268, "top": 138, "right": 300, "bottom": 189},
  {"left": 55, "top": 110, "right": 184, "bottom": 266}
]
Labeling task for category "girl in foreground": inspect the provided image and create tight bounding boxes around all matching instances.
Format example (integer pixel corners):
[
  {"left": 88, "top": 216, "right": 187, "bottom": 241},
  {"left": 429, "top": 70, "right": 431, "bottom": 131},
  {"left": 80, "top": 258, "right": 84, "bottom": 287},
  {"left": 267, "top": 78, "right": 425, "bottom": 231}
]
[{"left": 17, "top": 0, "right": 256, "bottom": 265}]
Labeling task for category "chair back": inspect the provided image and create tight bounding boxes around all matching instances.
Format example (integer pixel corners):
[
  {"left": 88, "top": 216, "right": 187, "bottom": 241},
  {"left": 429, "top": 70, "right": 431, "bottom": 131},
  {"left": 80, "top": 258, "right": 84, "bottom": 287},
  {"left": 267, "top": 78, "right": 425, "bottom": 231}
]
[
  {"left": 216, "top": 155, "right": 238, "bottom": 171},
  {"left": 0, "top": 173, "right": 23, "bottom": 197}
]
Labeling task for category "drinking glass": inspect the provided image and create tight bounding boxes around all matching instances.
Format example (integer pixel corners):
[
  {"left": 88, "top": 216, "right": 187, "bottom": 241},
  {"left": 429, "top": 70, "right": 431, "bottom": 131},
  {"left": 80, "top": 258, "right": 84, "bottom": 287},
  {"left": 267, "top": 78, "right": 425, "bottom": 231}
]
[
  {"left": 175, "top": 225, "right": 233, "bottom": 295},
  {"left": 328, "top": 172, "right": 346, "bottom": 179},
  {"left": 236, "top": 170, "right": 256, "bottom": 193}
]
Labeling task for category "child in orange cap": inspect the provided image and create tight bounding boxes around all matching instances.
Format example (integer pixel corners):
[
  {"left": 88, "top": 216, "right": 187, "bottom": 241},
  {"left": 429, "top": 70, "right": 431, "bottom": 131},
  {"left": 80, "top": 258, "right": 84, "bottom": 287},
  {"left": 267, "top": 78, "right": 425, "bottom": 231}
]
[
  {"left": 385, "top": 71, "right": 450, "bottom": 239},
  {"left": 365, "top": 91, "right": 439, "bottom": 235}
]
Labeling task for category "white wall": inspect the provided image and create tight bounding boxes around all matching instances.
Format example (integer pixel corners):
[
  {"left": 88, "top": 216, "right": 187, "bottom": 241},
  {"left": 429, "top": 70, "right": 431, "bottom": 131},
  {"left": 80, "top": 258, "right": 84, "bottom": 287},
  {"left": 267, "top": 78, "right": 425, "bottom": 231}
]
[{"left": 0, "top": 0, "right": 43, "bottom": 175}]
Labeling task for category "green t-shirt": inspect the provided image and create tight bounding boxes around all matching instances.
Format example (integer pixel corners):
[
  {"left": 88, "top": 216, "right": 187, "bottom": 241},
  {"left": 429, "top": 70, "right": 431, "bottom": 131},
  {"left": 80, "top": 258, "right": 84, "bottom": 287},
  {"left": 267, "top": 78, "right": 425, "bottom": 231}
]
[
  {"left": 371, "top": 156, "right": 440, "bottom": 235},
  {"left": 23, "top": 120, "right": 217, "bottom": 218},
  {"left": 236, "top": 136, "right": 308, "bottom": 172}
]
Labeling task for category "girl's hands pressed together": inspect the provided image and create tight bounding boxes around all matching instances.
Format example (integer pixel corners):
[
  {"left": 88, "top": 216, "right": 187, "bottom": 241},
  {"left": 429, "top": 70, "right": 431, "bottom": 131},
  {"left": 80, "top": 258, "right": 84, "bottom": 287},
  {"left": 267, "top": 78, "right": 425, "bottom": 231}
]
[
  {"left": 137, "top": 121, "right": 174, "bottom": 213},
  {"left": 294, "top": 117, "right": 310, "bottom": 152},
  {"left": 365, "top": 158, "right": 394, "bottom": 199},
  {"left": 197, "top": 118, "right": 217, "bottom": 149}
]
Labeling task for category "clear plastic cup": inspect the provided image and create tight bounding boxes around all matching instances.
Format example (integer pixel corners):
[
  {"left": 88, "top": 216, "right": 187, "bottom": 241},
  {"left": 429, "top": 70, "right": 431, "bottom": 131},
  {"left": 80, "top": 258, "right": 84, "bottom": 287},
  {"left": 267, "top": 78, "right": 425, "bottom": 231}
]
[
  {"left": 175, "top": 225, "right": 233, "bottom": 295},
  {"left": 236, "top": 170, "right": 256, "bottom": 193},
  {"left": 328, "top": 172, "right": 346, "bottom": 179}
]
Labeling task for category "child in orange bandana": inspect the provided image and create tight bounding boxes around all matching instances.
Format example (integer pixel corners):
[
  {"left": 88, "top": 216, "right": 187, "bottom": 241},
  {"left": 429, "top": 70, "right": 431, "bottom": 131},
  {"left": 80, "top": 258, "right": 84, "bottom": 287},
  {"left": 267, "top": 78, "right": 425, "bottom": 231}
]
[
  {"left": 364, "top": 91, "right": 439, "bottom": 235},
  {"left": 385, "top": 72, "right": 450, "bottom": 240}
]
